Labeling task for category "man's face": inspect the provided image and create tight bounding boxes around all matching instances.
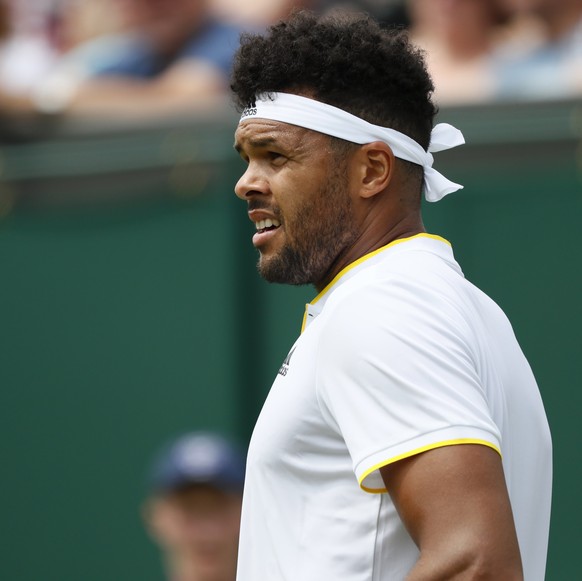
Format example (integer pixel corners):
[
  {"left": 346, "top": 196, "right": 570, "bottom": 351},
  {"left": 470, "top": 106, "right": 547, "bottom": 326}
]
[
  {"left": 147, "top": 485, "right": 242, "bottom": 580},
  {"left": 234, "top": 119, "right": 360, "bottom": 288}
]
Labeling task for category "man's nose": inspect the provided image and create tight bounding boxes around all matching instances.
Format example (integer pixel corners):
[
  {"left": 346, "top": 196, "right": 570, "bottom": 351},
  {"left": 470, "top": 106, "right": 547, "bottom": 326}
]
[{"left": 234, "top": 164, "right": 269, "bottom": 200}]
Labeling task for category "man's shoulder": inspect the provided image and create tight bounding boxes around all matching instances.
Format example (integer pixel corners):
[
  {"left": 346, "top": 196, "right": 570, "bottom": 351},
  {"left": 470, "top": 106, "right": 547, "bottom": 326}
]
[
  {"left": 333, "top": 243, "right": 464, "bottom": 307},
  {"left": 317, "top": 242, "right": 503, "bottom": 343}
]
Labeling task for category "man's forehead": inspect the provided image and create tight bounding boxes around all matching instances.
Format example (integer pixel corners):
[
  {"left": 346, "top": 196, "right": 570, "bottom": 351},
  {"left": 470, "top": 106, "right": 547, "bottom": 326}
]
[
  {"left": 234, "top": 118, "right": 314, "bottom": 150},
  {"left": 235, "top": 119, "right": 289, "bottom": 142}
]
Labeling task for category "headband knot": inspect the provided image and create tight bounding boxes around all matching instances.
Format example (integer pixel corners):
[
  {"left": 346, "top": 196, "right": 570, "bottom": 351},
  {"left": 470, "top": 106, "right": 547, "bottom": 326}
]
[{"left": 239, "top": 93, "right": 465, "bottom": 202}]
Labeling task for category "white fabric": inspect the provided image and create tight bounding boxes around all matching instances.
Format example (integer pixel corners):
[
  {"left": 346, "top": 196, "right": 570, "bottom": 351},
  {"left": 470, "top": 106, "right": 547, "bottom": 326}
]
[
  {"left": 236, "top": 234, "right": 552, "bottom": 581},
  {"left": 0, "top": 36, "right": 59, "bottom": 96},
  {"left": 238, "top": 92, "right": 465, "bottom": 202}
]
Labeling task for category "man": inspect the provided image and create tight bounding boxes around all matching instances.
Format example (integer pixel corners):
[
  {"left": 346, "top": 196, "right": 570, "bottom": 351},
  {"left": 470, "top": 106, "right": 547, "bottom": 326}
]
[
  {"left": 143, "top": 432, "right": 245, "bottom": 581},
  {"left": 231, "top": 10, "right": 552, "bottom": 581}
]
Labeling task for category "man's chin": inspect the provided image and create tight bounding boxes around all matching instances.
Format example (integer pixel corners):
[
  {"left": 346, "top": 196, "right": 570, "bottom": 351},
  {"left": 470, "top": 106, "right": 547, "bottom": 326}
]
[
  {"left": 258, "top": 262, "right": 312, "bottom": 286},
  {"left": 258, "top": 256, "right": 290, "bottom": 284}
]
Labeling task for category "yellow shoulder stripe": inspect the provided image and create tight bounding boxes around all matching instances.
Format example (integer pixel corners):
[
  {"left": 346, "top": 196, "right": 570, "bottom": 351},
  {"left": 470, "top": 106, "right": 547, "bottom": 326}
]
[
  {"left": 358, "top": 439, "right": 502, "bottom": 494},
  {"left": 311, "top": 233, "right": 450, "bottom": 306}
]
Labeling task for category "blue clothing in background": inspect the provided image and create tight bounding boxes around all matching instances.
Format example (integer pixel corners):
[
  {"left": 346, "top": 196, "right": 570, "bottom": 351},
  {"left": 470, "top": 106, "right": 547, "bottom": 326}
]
[
  {"left": 73, "top": 20, "right": 244, "bottom": 80},
  {"left": 492, "top": 17, "right": 582, "bottom": 101}
]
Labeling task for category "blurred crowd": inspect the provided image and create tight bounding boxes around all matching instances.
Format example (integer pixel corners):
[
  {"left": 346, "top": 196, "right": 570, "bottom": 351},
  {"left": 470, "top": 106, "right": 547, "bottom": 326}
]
[
  {"left": 408, "top": 0, "right": 582, "bottom": 104},
  {"left": 0, "top": 0, "right": 581, "bottom": 120}
]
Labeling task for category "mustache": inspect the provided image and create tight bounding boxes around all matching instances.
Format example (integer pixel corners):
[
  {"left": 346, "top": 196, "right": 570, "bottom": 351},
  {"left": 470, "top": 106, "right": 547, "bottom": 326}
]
[{"left": 247, "top": 200, "right": 281, "bottom": 218}]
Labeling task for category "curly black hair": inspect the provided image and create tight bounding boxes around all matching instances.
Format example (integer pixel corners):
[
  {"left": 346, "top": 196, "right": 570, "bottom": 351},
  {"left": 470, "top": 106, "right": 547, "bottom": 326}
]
[{"left": 231, "top": 10, "right": 437, "bottom": 150}]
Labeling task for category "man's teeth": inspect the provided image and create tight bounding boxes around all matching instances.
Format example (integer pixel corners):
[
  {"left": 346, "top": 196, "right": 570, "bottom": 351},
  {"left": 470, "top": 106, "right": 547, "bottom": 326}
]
[{"left": 255, "top": 218, "right": 281, "bottom": 231}]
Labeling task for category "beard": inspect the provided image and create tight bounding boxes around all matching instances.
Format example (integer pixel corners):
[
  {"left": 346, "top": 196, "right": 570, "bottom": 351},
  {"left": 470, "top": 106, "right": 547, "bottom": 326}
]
[{"left": 257, "top": 166, "right": 360, "bottom": 287}]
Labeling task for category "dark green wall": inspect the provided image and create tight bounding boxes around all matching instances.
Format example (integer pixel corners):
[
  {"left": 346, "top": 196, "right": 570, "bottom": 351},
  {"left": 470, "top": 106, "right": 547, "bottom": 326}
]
[
  {"left": 0, "top": 198, "right": 245, "bottom": 580},
  {"left": 0, "top": 99, "right": 579, "bottom": 580}
]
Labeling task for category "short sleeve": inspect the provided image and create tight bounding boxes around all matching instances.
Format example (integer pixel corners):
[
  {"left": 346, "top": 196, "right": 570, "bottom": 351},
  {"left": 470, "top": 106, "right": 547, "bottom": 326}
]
[{"left": 315, "top": 277, "right": 502, "bottom": 493}]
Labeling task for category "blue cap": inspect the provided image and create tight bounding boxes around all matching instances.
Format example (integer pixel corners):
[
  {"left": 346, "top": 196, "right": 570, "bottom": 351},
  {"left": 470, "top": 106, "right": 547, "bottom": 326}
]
[{"left": 148, "top": 432, "right": 246, "bottom": 494}]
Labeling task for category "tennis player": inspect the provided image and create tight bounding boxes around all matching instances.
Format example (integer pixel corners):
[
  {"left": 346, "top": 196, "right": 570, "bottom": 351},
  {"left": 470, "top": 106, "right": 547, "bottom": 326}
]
[{"left": 231, "top": 10, "right": 552, "bottom": 581}]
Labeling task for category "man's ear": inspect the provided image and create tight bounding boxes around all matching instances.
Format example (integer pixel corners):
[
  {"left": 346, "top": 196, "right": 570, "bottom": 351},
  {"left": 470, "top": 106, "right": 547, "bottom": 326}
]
[{"left": 353, "top": 141, "right": 395, "bottom": 199}]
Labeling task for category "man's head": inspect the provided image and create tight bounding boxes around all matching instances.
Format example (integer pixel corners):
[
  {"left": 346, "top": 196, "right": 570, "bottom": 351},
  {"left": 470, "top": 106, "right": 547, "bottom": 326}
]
[
  {"left": 143, "top": 432, "right": 245, "bottom": 581},
  {"left": 232, "top": 11, "right": 439, "bottom": 289},
  {"left": 232, "top": 10, "right": 437, "bottom": 151}
]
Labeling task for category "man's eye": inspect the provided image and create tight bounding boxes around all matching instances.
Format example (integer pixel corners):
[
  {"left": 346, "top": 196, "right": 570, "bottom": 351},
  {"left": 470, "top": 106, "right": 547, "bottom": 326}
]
[{"left": 268, "top": 152, "right": 285, "bottom": 164}]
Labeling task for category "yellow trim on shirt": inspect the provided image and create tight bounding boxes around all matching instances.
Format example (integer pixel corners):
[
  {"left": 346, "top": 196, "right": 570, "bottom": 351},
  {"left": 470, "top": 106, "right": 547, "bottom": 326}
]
[
  {"left": 300, "top": 233, "right": 450, "bottom": 333},
  {"left": 358, "top": 439, "right": 502, "bottom": 494},
  {"left": 312, "top": 233, "right": 450, "bottom": 306}
]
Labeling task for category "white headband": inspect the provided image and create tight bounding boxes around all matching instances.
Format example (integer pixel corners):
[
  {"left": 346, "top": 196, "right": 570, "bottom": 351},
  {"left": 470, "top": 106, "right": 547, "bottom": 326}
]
[{"left": 239, "top": 92, "right": 465, "bottom": 202}]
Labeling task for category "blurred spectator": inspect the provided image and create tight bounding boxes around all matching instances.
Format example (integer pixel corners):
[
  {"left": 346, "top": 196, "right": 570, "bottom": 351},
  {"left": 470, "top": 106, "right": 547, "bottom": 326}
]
[
  {"left": 59, "top": 0, "right": 125, "bottom": 51},
  {"left": 0, "top": 0, "right": 124, "bottom": 114},
  {"left": 0, "top": 0, "right": 61, "bottom": 105},
  {"left": 143, "top": 431, "right": 245, "bottom": 581},
  {"left": 210, "top": 0, "right": 409, "bottom": 29},
  {"left": 492, "top": 0, "right": 582, "bottom": 100},
  {"left": 209, "top": 0, "right": 314, "bottom": 28},
  {"left": 34, "top": 0, "right": 245, "bottom": 117},
  {"left": 316, "top": 0, "right": 410, "bottom": 28},
  {"left": 407, "top": 0, "right": 513, "bottom": 105}
]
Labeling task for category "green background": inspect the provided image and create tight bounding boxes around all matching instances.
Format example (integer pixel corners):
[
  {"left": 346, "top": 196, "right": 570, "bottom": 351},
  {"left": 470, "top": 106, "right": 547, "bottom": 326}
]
[{"left": 0, "top": 99, "right": 580, "bottom": 579}]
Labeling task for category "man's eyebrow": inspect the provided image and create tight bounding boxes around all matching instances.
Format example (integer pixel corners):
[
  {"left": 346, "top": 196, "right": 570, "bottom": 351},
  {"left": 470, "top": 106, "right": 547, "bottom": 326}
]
[{"left": 233, "top": 136, "right": 277, "bottom": 153}]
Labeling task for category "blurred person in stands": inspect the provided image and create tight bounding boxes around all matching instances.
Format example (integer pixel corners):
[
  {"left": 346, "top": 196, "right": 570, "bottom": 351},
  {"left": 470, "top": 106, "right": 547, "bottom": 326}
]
[
  {"left": 0, "top": 0, "right": 62, "bottom": 110},
  {"left": 0, "top": 0, "right": 124, "bottom": 114},
  {"left": 210, "top": 0, "right": 408, "bottom": 29},
  {"left": 407, "top": 0, "right": 513, "bottom": 105},
  {"left": 59, "top": 0, "right": 124, "bottom": 50},
  {"left": 315, "top": 0, "right": 410, "bottom": 28},
  {"left": 143, "top": 431, "right": 245, "bottom": 581},
  {"left": 209, "top": 0, "right": 313, "bottom": 28},
  {"left": 492, "top": 0, "right": 582, "bottom": 100},
  {"left": 34, "top": 0, "right": 244, "bottom": 117}
]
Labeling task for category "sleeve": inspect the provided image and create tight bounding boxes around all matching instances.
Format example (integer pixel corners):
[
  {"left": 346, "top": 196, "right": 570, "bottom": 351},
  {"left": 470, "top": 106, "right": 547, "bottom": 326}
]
[{"left": 315, "top": 279, "right": 502, "bottom": 494}]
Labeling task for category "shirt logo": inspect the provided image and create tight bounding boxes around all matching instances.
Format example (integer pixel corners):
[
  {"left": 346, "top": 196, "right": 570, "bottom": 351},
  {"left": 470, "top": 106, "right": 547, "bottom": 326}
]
[{"left": 278, "top": 347, "right": 296, "bottom": 377}]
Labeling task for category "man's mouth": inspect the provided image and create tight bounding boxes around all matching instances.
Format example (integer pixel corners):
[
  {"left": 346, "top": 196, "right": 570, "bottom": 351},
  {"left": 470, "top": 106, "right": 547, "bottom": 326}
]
[{"left": 255, "top": 218, "right": 281, "bottom": 233}]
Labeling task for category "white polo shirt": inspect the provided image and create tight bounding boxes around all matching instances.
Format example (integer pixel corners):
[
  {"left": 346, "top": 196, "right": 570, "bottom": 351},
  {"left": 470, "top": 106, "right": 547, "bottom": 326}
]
[{"left": 236, "top": 234, "right": 552, "bottom": 581}]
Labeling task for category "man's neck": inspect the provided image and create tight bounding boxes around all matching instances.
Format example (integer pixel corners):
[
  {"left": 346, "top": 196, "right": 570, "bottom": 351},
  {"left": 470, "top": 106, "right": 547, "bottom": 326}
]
[{"left": 315, "top": 216, "right": 426, "bottom": 293}]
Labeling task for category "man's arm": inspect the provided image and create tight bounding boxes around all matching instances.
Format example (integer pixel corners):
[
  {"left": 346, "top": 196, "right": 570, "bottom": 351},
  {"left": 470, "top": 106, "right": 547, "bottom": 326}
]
[{"left": 380, "top": 444, "right": 523, "bottom": 580}]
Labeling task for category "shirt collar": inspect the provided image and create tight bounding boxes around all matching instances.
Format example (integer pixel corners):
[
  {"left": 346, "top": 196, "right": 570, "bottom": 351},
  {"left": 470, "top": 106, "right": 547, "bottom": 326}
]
[{"left": 301, "top": 233, "right": 451, "bottom": 332}]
